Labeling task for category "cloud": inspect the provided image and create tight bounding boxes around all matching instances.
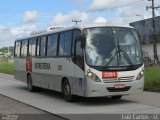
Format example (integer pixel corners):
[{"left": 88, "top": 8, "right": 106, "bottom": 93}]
[
  {"left": 11, "top": 25, "right": 36, "bottom": 36},
  {"left": 49, "top": 11, "right": 90, "bottom": 26},
  {"left": 94, "top": 17, "right": 107, "bottom": 23},
  {"left": 0, "top": 10, "right": 39, "bottom": 48},
  {"left": 23, "top": 11, "right": 38, "bottom": 23},
  {"left": 89, "top": 0, "right": 142, "bottom": 11},
  {"left": 88, "top": 0, "right": 159, "bottom": 25},
  {"left": 0, "top": 25, "right": 6, "bottom": 30},
  {"left": 0, "top": 24, "right": 37, "bottom": 48},
  {"left": 115, "top": 3, "right": 153, "bottom": 24},
  {"left": 0, "top": 26, "right": 15, "bottom": 47}
]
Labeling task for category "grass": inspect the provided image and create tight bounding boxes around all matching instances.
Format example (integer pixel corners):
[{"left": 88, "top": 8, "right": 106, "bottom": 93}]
[
  {"left": 144, "top": 67, "right": 160, "bottom": 92},
  {"left": 0, "top": 62, "right": 14, "bottom": 75}
]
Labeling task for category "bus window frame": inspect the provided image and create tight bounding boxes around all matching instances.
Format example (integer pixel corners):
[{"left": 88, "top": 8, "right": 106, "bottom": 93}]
[
  {"left": 14, "top": 40, "right": 22, "bottom": 58},
  {"left": 20, "top": 39, "right": 29, "bottom": 58},
  {"left": 14, "top": 28, "right": 82, "bottom": 59},
  {"left": 57, "top": 30, "right": 73, "bottom": 57},
  {"left": 74, "top": 38, "right": 84, "bottom": 70}
]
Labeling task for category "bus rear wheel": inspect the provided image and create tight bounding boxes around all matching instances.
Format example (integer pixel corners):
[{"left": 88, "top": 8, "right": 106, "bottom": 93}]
[
  {"left": 27, "top": 74, "right": 37, "bottom": 92},
  {"left": 62, "top": 80, "right": 75, "bottom": 102}
]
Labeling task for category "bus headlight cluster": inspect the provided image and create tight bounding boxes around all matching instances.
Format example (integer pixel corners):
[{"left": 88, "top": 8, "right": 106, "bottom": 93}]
[
  {"left": 87, "top": 70, "right": 101, "bottom": 82},
  {"left": 136, "top": 69, "right": 144, "bottom": 80}
]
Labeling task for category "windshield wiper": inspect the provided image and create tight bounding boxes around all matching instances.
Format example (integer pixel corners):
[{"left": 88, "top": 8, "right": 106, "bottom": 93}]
[
  {"left": 105, "top": 40, "right": 133, "bottom": 66},
  {"left": 105, "top": 50, "right": 117, "bottom": 66},
  {"left": 117, "top": 41, "right": 133, "bottom": 66}
]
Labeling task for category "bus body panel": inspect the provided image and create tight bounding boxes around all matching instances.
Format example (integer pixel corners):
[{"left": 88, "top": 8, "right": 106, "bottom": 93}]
[
  {"left": 84, "top": 78, "right": 144, "bottom": 97},
  {"left": 14, "top": 57, "right": 85, "bottom": 96}
]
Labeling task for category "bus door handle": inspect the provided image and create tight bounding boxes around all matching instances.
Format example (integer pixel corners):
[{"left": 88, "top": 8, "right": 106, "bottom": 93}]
[{"left": 57, "top": 65, "right": 62, "bottom": 70}]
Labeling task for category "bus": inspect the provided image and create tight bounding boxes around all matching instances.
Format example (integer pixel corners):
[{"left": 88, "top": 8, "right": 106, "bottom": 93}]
[{"left": 14, "top": 24, "right": 144, "bottom": 102}]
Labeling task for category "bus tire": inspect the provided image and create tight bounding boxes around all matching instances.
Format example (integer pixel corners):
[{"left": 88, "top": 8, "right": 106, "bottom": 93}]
[
  {"left": 27, "top": 74, "right": 36, "bottom": 92},
  {"left": 111, "top": 95, "right": 122, "bottom": 100},
  {"left": 62, "top": 79, "right": 75, "bottom": 102}
]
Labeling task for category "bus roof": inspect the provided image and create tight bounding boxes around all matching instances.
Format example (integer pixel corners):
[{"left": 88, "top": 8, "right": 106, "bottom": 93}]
[{"left": 15, "top": 24, "right": 134, "bottom": 41}]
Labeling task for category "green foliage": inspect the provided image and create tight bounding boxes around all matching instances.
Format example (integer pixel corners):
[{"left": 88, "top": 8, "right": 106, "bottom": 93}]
[
  {"left": 144, "top": 67, "right": 160, "bottom": 92},
  {"left": 0, "top": 62, "right": 14, "bottom": 75},
  {"left": 0, "top": 46, "right": 14, "bottom": 54}
]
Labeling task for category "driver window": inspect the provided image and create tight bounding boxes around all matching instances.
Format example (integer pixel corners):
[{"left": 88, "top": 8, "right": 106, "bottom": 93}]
[{"left": 75, "top": 40, "right": 84, "bottom": 69}]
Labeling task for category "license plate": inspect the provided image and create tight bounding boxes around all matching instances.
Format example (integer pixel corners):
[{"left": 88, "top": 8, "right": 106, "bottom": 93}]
[
  {"left": 114, "top": 84, "right": 125, "bottom": 89},
  {"left": 102, "top": 72, "right": 118, "bottom": 79}
]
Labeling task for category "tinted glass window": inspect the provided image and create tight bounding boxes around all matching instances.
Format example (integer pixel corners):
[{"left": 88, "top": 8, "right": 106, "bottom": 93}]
[
  {"left": 47, "top": 34, "right": 58, "bottom": 57},
  {"left": 75, "top": 40, "right": 84, "bottom": 69},
  {"left": 15, "top": 41, "right": 21, "bottom": 57},
  {"left": 72, "top": 30, "right": 81, "bottom": 54},
  {"left": 29, "top": 38, "right": 37, "bottom": 56},
  {"left": 84, "top": 27, "right": 143, "bottom": 67},
  {"left": 21, "top": 39, "right": 28, "bottom": 57},
  {"left": 36, "top": 38, "right": 40, "bottom": 56},
  {"left": 40, "top": 36, "right": 47, "bottom": 57},
  {"left": 59, "top": 31, "right": 72, "bottom": 56}
]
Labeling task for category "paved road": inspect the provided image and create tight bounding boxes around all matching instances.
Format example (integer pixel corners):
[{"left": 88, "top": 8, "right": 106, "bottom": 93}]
[
  {"left": 0, "top": 94, "right": 66, "bottom": 120},
  {"left": 0, "top": 73, "right": 160, "bottom": 120}
]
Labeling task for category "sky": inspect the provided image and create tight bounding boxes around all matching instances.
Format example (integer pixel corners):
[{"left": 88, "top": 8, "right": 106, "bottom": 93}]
[{"left": 0, "top": 0, "right": 160, "bottom": 48}]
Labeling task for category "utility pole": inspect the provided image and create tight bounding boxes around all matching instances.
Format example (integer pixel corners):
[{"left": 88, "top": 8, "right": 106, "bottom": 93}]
[
  {"left": 146, "top": 0, "right": 160, "bottom": 65},
  {"left": 72, "top": 20, "right": 81, "bottom": 25}
]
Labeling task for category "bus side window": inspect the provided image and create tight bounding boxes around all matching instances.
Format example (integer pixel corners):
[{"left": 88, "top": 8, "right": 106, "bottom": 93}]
[
  {"left": 75, "top": 40, "right": 84, "bottom": 69},
  {"left": 47, "top": 34, "right": 58, "bottom": 57},
  {"left": 36, "top": 38, "right": 40, "bottom": 56},
  {"left": 29, "top": 38, "right": 37, "bottom": 56},
  {"left": 40, "top": 36, "right": 47, "bottom": 57},
  {"left": 72, "top": 30, "right": 81, "bottom": 55},
  {"left": 32, "top": 38, "right": 37, "bottom": 56},
  {"left": 14, "top": 41, "right": 21, "bottom": 57},
  {"left": 59, "top": 31, "right": 72, "bottom": 56},
  {"left": 21, "top": 39, "right": 28, "bottom": 57}
]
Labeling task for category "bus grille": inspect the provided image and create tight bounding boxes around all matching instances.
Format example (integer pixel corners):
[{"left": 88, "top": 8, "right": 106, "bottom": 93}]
[
  {"left": 119, "top": 76, "right": 135, "bottom": 80},
  {"left": 103, "top": 76, "right": 135, "bottom": 83},
  {"left": 107, "top": 86, "right": 131, "bottom": 92}
]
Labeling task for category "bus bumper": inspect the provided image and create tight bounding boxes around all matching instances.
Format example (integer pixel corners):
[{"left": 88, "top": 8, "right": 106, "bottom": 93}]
[{"left": 84, "top": 77, "right": 144, "bottom": 97}]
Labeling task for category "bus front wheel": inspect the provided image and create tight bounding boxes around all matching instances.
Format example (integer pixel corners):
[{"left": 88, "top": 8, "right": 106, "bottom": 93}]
[{"left": 62, "top": 80, "right": 75, "bottom": 102}]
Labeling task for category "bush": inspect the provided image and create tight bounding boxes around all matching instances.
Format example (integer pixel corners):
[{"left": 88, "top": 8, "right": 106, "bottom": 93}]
[
  {"left": 144, "top": 67, "right": 160, "bottom": 92},
  {"left": 0, "top": 62, "right": 14, "bottom": 75}
]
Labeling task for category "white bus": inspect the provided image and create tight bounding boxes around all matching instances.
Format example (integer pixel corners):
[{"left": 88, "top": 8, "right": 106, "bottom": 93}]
[{"left": 14, "top": 24, "right": 144, "bottom": 102}]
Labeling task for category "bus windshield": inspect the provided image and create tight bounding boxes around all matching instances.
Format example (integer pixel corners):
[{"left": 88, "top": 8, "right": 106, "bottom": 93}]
[{"left": 84, "top": 27, "right": 143, "bottom": 68}]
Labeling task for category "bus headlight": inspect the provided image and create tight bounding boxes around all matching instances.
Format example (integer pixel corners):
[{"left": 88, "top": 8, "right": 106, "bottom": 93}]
[
  {"left": 87, "top": 70, "right": 101, "bottom": 82},
  {"left": 136, "top": 69, "right": 144, "bottom": 80}
]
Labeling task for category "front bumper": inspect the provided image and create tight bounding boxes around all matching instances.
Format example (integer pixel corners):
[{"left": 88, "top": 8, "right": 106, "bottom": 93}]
[{"left": 84, "top": 77, "right": 144, "bottom": 97}]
